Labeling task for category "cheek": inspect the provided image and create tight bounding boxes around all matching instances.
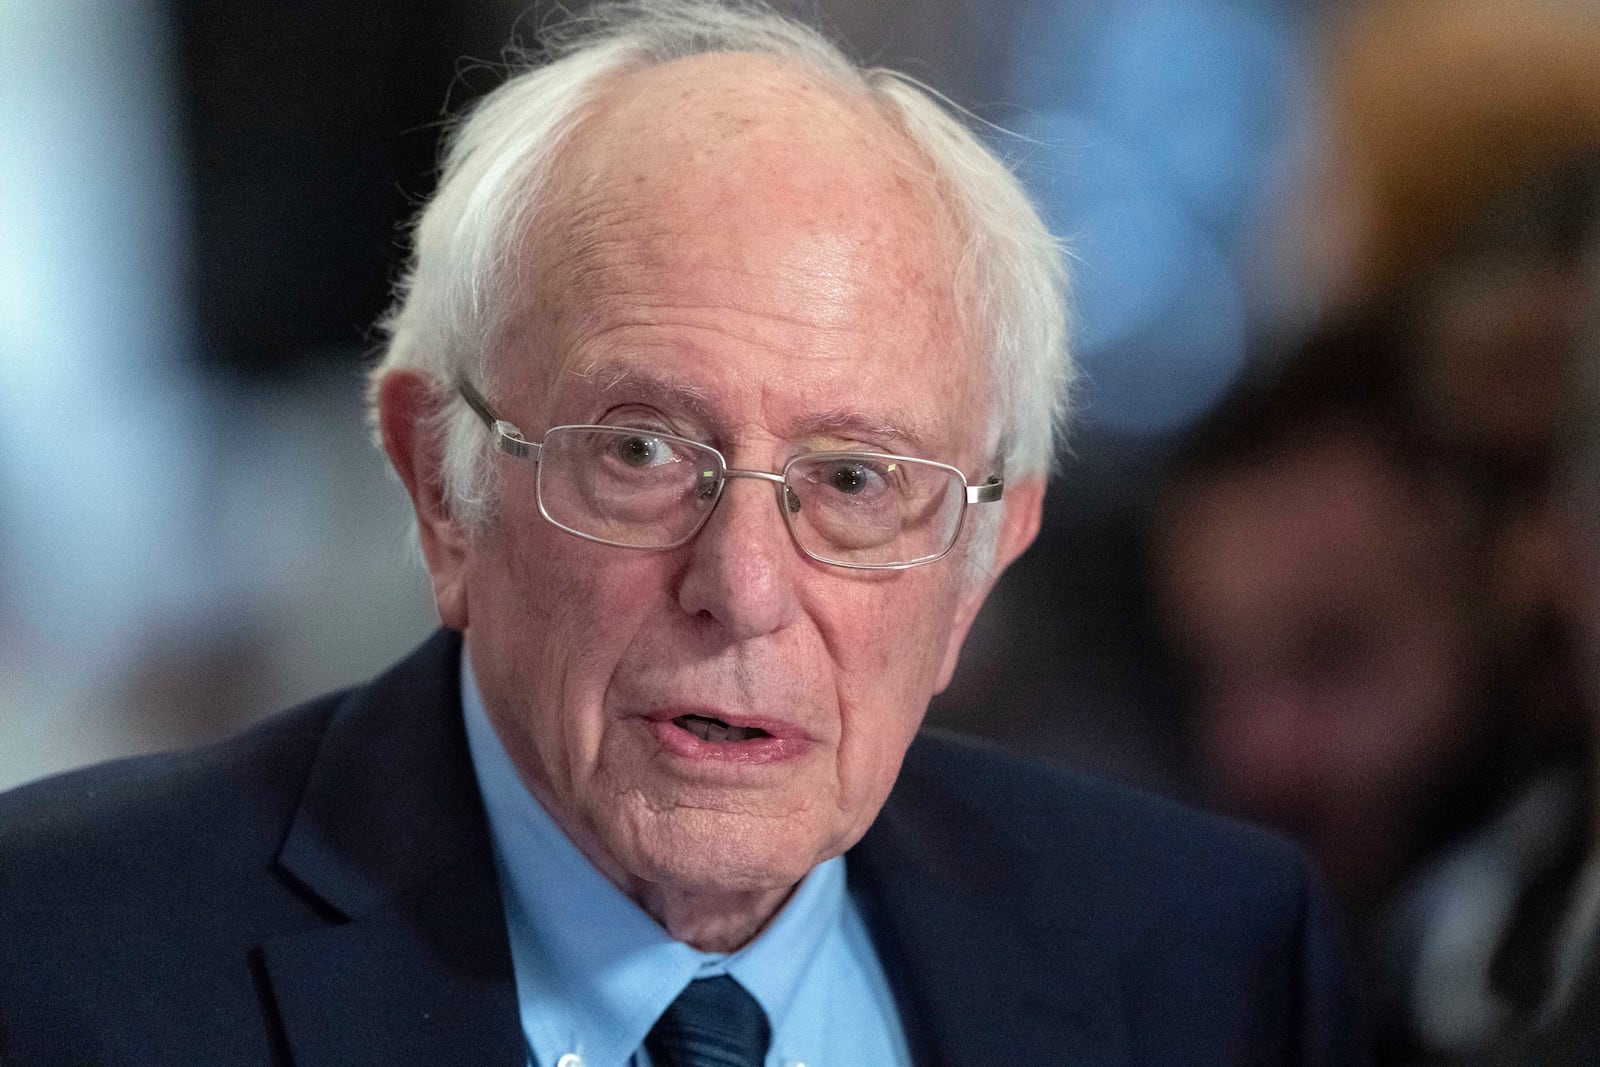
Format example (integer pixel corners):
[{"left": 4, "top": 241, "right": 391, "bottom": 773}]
[
  {"left": 473, "top": 524, "right": 670, "bottom": 790},
  {"left": 825, "top": 576, "right": 961, "bottom": 805}
]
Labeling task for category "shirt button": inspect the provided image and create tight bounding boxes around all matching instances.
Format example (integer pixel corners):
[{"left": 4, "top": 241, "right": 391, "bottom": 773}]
[{"left": 556, "top": 1055, "right": 584, "bottom": 1067}]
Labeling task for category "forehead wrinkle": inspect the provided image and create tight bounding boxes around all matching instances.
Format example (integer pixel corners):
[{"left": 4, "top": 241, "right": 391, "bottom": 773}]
[
  {"left": 569, "top": 361, "right": 936, "bottom": 453},
  {"left": 580, "top": 286, "right": 868, "bottom": 346},
  {"left": 551, "top": 204, "right": 880, "bottom": 364},
  {"left": 560, "top": 192, "right": 905, "bottom": 331}
]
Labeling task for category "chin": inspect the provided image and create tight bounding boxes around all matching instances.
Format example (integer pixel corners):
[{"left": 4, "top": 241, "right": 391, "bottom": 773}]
[{"left": 610, "top": 804, "right": 835, "bottom": 896}]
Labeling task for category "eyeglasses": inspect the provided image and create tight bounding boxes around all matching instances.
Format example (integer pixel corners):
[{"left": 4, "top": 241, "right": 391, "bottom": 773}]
[{"left": 457, "top": 380, "right": 1003, "bottom": 570}]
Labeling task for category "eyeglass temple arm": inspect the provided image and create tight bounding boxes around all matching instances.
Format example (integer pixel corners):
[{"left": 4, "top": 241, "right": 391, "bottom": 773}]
[
  {"left": 456, "top": 379, "right": 539, "bottom": 460},
  {"left": 967, "top": 478, "right": 1003, "bottom": 504}
]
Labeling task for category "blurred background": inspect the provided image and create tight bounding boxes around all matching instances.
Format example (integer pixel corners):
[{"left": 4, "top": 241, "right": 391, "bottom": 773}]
[{"left": 3, "top": 0, "right": 1598, "bottom": 1061}]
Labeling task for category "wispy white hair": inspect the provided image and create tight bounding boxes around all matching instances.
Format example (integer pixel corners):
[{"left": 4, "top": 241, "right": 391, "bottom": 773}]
[{"left": 369, "top": 0, "right": 1072, "bottom": 570}]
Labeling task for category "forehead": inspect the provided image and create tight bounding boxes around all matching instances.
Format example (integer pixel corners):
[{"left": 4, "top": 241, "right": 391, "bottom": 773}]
[{"left": 499, "top": 53, "right": 982, "bottom": 451}]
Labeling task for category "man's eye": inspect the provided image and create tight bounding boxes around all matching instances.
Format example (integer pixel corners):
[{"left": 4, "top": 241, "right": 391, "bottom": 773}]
[
  {"left": 824, "top": 460, "right": 887, "bottom": 496},
  {"left": 611, "top": 434, "right": 673, "bottom": 468}
]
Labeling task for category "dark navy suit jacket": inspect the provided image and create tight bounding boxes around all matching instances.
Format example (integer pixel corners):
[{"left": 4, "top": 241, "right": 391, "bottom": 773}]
[{"left": 0, "top": 630, "right": 1365, "bottom": 1064}]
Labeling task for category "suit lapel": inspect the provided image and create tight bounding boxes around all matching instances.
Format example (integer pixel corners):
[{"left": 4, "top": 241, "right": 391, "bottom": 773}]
[
  {"left": 260, "top": 630, "right": 523, "bottom": 1065},
  {"left": 849, "top": 735, "right": 1132, "bottom": 1066},
  {"left": 261, "top": 852, "right": 523, "bottom": 1064}
]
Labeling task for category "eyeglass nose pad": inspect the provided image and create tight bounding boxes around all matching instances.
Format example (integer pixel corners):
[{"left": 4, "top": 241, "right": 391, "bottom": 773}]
[{"left": 783, "top": 485, "right": 802, "bottom": 514}]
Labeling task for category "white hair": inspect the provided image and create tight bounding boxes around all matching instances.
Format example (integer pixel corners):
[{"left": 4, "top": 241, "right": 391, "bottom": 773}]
[{"left": 369, "top": 0, "right": 1071, "bottom": 574}]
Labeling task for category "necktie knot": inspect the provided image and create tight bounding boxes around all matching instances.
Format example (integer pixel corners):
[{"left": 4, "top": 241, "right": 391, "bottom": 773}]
[{"left": 644, "top": 974, "right": 771, "bottom": 1067}]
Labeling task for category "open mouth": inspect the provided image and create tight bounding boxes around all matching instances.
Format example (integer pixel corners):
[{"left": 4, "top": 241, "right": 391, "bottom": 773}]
[{"left": 672, "top": 713, "right": 772, "bottom": 743}]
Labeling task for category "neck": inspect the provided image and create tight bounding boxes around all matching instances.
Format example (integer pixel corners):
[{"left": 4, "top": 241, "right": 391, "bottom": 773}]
[{"left": 637, "top": 882, "right": 797, "bottom": 953}]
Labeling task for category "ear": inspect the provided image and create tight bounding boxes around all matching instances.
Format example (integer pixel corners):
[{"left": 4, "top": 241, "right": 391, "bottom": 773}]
[
  {"left": 378, "top": 369, "right": 472, "bottom": 630},
  {"left": 934, "top": 476, "right": 1045, "bottom": 692}
]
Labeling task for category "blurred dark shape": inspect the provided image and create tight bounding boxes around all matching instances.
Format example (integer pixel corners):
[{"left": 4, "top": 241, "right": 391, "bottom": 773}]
[
  {"left": 1406, "top": 153, "right": 1600, "bottom": 479},
  {"left": 930, "top": 482, "right": 1187, "bottom": 793},
  {"left": 175, "top": 0, "right": 521, "bottom": 378},
  {"left": 1474, "top": 154, "right": 1600, "bottom": 1067},
  {"left": 1150, "top": 312, "right": 1594, "bottom": 1063}
]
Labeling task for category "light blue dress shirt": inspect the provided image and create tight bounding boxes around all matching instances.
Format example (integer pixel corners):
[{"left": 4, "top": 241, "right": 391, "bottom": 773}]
[{"left": 461, "top": 654, "right": 913, "bottom": 1067}]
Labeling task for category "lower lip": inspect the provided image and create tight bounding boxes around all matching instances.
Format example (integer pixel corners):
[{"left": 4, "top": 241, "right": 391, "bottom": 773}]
[{"left": 645, "top": 718, "right": 811, "bottom": 765}]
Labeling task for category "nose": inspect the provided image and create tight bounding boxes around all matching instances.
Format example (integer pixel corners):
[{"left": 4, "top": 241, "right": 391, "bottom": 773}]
[{"left": 676, "top": 474, "right": 802, "bottom": 640}]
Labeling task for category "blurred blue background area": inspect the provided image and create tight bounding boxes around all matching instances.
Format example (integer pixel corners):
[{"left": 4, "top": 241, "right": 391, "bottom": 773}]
[{"left": 1003, "top": 0, "right": 1302, "bottom": 436}]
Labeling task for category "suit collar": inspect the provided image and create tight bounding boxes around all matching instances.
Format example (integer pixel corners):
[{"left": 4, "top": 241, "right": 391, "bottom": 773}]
[
  {"left": 263, "top": 629, "right": 523, "bottom": 1065},
  {"left": 849, "top": 732, "right": 1133, "bottom": 1066}
]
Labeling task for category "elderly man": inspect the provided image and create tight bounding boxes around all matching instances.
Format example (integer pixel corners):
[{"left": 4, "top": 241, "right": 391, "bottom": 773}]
[{"left": 0, "top": 3, "right": 1358, "bottom": 1064}]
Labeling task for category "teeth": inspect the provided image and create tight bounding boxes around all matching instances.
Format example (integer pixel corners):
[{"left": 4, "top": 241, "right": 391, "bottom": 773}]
[{"left": 674, "top": 715, "right": 768, "bottom": 743}]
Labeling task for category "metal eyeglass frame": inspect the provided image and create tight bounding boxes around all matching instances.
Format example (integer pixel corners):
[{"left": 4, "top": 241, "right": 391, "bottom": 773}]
[{"left": 455, "top": 378, "right": 1004, "bottom": 570}]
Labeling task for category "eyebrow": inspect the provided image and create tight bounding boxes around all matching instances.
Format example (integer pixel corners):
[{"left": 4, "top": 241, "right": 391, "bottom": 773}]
[
  {"left": 574, "top": 362, "right": 717, "bottom": 422},
  {"left": 790, "top": 408, "right": 932, "bottom": 453},
  {"left": 571, "top": 362, "right": 933, "bottom": 453}
]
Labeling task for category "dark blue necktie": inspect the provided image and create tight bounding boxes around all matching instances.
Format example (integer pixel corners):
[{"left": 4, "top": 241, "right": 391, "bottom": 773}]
[{"left": 644, "top": 975, "right": 771, "bottom": 1067}]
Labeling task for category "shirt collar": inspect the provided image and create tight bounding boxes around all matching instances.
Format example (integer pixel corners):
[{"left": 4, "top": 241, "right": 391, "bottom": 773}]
[{"left": 460, "top": 648, "right": 843, "bottom": 1067}]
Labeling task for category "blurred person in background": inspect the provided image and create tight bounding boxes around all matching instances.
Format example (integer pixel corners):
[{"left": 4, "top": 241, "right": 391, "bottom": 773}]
[
  {"left": 1149, "top": 322, "right": 1589, "bottom": 1063},
  {"left": 1151, "top": 325, "right": 1502, "bottom": 917},
  {"left": 1152, "top": 0, "right": 1600, "bottom": 1060},
  {"left": 0, "top": 3, "right": 1360, "bottom": 1063}
]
